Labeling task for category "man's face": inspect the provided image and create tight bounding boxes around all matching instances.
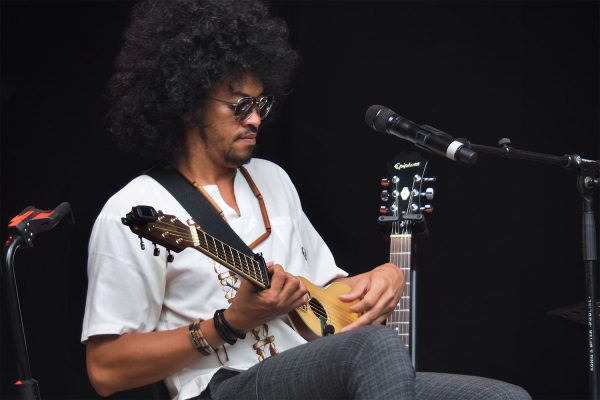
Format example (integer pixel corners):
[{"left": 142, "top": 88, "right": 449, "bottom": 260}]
[{"left": 197, "top": 74, "right": 264, "bottom": 168}]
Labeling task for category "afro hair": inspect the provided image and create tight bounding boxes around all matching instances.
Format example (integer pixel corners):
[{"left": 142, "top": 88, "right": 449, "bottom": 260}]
[{"left": 107, "top": 0, "right": 299, "bottom": 160}]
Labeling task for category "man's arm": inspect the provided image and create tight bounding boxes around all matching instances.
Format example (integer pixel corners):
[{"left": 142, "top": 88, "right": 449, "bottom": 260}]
[
  {"left": 85, "top": 264, "right": 308, "bottom": 397},
  {"left": 332, "top": 262, "right": 404, "bottom": 332},
  {"left": 86, "top": 324, "right": 215, "bottom": 396}
]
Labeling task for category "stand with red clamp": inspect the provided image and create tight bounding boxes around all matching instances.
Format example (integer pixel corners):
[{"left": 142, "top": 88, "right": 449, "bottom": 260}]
[{"left": 2, "top": 203, "right": 73, "bottom": 400}]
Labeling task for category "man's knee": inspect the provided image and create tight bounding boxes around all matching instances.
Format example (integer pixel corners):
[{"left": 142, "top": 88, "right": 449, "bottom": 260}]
[
  {"left": 342, "top": 325, "right": 412, "bottom": 368},
  {"left": 416, "top": 372, "right": 531, "bottom": 400}
]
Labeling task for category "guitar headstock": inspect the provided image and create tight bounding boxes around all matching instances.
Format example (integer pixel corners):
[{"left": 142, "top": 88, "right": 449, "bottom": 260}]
[
  {"left": 378, "top": 152, "right": 435, "bottom": 235},
  {"left": 122, "top": 206, "right": 193, "bottom": 259}
]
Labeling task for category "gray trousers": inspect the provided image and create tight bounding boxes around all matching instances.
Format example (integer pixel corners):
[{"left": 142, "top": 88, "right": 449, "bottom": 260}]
[{"left": 193, "top": 325, "right": 530, "bottom": 400}]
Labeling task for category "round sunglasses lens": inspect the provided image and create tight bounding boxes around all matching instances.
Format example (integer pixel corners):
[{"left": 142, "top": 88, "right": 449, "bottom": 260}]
[
  {"left": 258, "top": 97, "right": 273, "bottom": 119},
  {"left": 236, "top": 98, "right": 255, "bottom": 120}
]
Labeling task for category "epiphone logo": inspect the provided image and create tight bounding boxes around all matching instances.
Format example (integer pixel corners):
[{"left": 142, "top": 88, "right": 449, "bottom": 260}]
[{"left": 394, "top": 162, "right": 421, "bottom": 170}]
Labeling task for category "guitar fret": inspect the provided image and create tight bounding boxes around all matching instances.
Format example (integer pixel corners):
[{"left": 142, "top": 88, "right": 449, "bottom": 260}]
[
  {"left": 234, "top": 248, "right": 245, "bottom": 275},
  {"left": 221, "top": 242, "right": 230, "bottom": 264},
  {"left": 388, "top": 222, "right": 412, "bottom": 342},
  {"left": 241, "top": 254, "right": 252, "bottom": 276},
  {"left": 234, "top": 250, "right": 249, "bottom": 278}
]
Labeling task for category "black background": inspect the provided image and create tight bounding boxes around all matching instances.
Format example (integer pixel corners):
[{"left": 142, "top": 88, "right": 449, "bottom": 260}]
[{"left": 1, "top": 1, "right": 598, "bottom": 399}]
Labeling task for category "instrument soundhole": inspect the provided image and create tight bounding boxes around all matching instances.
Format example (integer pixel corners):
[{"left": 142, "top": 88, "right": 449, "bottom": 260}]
[{"left": 308, "top": 298, "right": 327, "bottom": 321}]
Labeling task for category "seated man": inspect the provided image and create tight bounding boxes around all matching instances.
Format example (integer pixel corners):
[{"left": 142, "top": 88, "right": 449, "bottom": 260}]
[{"left": 81, "top": 1, "right": 531, "bottom": 399}]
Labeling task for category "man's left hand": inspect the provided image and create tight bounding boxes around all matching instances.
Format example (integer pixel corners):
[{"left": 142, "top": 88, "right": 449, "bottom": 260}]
[{"left": 336, "top": 263, "right": 405, "bottom": 332}]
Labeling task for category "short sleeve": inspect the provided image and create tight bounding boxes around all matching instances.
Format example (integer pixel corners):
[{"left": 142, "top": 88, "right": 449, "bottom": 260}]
[{"left": 81, "top": 202, "right": 167, "bottom": 342}]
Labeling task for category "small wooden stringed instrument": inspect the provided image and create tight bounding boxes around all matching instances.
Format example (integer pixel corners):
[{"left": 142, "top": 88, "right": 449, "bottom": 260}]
[
  {"left": 378, "top": 152, "right": 435, "bottom": 363},
  {"left": 121, "top": 206, "right": 359, "bottom": 341}
]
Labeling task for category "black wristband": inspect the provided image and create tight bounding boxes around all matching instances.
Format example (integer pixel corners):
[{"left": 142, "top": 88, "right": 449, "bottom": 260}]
[
  {"left": 218, "top": 309, "right": 247, "bottom": 339},
  {"left": 213, "top": 310, "right": 237, "bottom": 345},
  {"left": 213, "top": 309, "right": 246, "bottom": 345}
]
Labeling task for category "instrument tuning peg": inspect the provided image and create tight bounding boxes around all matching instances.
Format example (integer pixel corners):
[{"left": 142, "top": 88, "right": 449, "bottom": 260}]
[
  {"left": 420, "top": 188, "right": 434, "bottom": 200},
  {"left": 167, "top": 250, "right": 174, "bottom": 263},
  {"left": 153, "top": 243, "right": 160, "bottom": 256},
  {"left": 138, "top": 236, "right": 145, "bottom": 250},
  {"left": 380, "top": 190, "right": 389, "bottom": 202},
  {"left": 423, "top": 177, "right": 436, "bottom": 182},
  {"left": 379, "top": 206, "right": 388, "bottom": 214},
  {"left": 380, "top": 178, "right": 390, "bottom": 188},
  {"left": 420, "top": 205, "right": 433, "bottom": 213}
]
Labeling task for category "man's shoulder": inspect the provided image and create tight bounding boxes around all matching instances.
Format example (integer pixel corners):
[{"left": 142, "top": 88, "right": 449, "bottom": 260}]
[{"left": 99, "top": 174, "right": 177, "bottom": 217}]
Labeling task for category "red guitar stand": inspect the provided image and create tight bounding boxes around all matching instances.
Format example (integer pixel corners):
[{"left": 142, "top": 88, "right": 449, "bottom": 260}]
[{"left": 2, "top": 203, "right": 73, "bottom": 400}]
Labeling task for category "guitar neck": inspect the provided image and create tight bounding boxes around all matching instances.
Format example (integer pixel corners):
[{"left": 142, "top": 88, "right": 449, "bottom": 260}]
[
  {"left": 386, "top": 233, "right": 412, "bottom": 347},
  {"left": 188, "top": 224, "right": 270, "bottom": 289}
]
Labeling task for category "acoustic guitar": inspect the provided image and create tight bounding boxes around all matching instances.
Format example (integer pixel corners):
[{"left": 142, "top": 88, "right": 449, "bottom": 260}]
[{"left": 121, "top": 206, "right": 359, "bottom": 341}]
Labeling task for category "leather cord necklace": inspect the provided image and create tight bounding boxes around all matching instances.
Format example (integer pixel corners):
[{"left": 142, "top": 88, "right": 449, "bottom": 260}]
[{"left": 189, "top": 166, "right": 271, "bottom": 250}]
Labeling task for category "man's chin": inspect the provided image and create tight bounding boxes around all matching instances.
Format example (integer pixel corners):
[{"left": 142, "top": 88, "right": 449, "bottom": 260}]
[{"left": 226, "top": 146, "right": 255, "bottom": 167}]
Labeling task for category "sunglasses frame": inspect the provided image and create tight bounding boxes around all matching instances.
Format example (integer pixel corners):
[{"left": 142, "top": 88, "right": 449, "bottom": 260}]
[{"left": 208, "top": 95, "right": 274, "bottom": 121}]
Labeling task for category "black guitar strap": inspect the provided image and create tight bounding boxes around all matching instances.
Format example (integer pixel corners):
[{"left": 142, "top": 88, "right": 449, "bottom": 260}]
[{"left": 145, "top": 164, "right": 254, "bottom": 257}]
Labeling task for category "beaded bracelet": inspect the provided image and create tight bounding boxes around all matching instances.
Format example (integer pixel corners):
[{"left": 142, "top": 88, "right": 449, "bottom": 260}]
[{"left": 188, "top": 319, "right": 214, "bottom": 356}]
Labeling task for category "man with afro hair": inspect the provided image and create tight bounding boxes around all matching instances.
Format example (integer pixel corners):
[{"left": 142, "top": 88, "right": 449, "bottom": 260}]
[{"left": 82, "top": 1, "right": 531, "bottom": 399}]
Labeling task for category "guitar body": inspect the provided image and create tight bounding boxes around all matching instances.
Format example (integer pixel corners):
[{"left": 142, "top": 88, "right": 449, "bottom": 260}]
[{"left": 288, "top": 277, "right": 359, "bottom": 341}]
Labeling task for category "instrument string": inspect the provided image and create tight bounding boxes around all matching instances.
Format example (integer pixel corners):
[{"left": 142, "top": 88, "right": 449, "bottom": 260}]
[
  {"left": 145, "top": 225, "right": 268, "bottom": 285},
  {"left": 139, "top": 222, "right": 357, "bottom": 326}
]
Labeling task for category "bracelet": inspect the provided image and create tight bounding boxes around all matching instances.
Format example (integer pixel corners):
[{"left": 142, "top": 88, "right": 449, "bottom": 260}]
[
  {"left": 188, "top": 319, "right": 214, "bottom": 356},
  {"left": 216, "top": 309, "right": 246, "bottom": 339},
  {"left": 213, "top": 309, "right": 246, "bottom": 345}
]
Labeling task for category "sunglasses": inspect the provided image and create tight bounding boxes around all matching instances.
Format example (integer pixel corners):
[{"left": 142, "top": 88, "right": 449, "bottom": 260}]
[{"left": 208, "top": 95, "right": 274, "bottom": 122}]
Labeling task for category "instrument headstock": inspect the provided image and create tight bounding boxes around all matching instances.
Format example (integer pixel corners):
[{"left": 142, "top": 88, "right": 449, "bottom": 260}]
[
  {"left": 122, "top": 206, "right": 191, "bottom": 259},
  {"left": 378, "top": 152, "right": 435, "bottom": 235}
]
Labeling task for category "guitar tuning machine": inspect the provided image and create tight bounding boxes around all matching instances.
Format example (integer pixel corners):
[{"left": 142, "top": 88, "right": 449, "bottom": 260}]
[
  {"left": 380, "top": 190, "right": 389, "bottom": 202},
  {"left": 167, "top": 250, "right": 175, "bottom": 263},
  {"left": 420, "top": 188, "right": 435, "bottom": 200},
  {"left": 138, "top": 236, "right": 145, "bottom": 250},
  {"left": 411, "top": 204, "right": 433, "bottom": 213},
  {"left": 380, "top": 178, "right": 390, "bottom": 188},
  {"left": 153, "top": 243, "right": 160, "bottom": 256},
  {"left": 414, "top": 175, "right": 437, "bottom": 183},
  {"left": 420, "top": 205, "right": 433, "bottom": 213}
]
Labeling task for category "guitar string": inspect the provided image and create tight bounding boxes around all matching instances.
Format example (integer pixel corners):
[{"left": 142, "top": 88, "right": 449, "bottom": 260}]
[
  {"left": 143, "top": 223, "right": 354, "bottom": 325},
  {"left": 150, "top": 221, "right": 263, "bottom": 282},
  {"left": 148, "top": 225, "right": 266, "bottom": 285}
]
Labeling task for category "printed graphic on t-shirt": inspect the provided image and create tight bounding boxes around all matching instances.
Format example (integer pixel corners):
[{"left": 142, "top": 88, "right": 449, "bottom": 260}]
[{"left": 211, "top": 261, "right": 279, "bottom": 361}]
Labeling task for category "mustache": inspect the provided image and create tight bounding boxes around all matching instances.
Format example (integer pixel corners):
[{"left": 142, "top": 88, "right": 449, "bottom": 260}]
[{"left": 234, "top": 126, "right": 258, "bottom": 140}]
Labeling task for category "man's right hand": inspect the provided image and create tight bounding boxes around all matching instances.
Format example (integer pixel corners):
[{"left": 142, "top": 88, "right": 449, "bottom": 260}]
[{"left": 224, "top": 263, "right": 308, "bottom": 332}]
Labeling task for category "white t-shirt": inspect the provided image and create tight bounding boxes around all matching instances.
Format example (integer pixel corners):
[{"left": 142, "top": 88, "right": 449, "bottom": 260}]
[{"left": 81, "top": 158, "right": 347, "bottom": 399}]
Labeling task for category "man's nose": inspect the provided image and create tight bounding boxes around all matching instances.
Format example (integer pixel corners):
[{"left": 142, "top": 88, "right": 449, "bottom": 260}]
[{"left": 241, "top": 106, "right": 261, "bottom": 128}]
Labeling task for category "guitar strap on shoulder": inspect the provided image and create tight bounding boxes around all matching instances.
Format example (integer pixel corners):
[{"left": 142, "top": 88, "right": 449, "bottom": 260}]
[{"left": 145, "top": 164, "right": 254, "bottom": 257}]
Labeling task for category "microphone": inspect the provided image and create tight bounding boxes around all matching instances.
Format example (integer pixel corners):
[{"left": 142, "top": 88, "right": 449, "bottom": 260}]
[{"left": 365, "top": 105, "right": 478, "bottom": 165}]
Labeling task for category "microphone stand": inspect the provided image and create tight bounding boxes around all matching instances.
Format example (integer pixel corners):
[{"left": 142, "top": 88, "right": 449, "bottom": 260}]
[{"left": 467, "top": 138, "right": 600, "bottom": 400}]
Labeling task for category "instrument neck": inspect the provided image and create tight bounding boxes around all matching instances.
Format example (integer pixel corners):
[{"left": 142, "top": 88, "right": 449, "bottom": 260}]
[{"left": 386, "top": 233, "right": 412, "bottom": 347}]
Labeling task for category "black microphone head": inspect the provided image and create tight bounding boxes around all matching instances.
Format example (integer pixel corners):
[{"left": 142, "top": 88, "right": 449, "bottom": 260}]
[{"left": 365, "top": 105, "right": 395, "bottom": 133}]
